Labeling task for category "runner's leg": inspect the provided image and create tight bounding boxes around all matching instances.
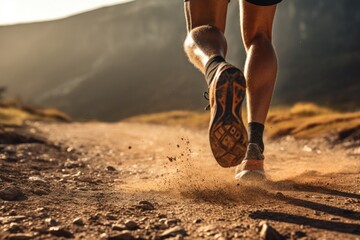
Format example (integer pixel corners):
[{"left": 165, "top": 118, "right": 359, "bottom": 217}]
[
  {"left": 241, "top": 0, "right": 278, "bottom": 151},
  {"left": 183, "top": 0, "right": 229, "bottom": 74}
]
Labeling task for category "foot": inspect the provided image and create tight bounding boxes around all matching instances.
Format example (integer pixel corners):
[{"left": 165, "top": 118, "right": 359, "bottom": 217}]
[
  {"left": 208, "top": 63, "right": 248, "bottom": 168},
  {"left": 235, "top": 143, "right": 265, "bottom": 181}
]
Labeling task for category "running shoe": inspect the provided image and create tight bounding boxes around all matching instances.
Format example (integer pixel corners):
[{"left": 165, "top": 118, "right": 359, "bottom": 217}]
[
  {"left": 208, "top": 63, "right": 248, "bottom": 168},
  {"left": 235, "top": 143, "right": 265, "bottom": 180}
]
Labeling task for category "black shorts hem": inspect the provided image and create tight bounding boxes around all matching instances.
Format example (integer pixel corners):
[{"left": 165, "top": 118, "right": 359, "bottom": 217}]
[
  {"left": 184, "top": 0, "right": 282, "bottom": 5},
  {"left": 245, "top": 0, "right": 282, "bottom": 6}
]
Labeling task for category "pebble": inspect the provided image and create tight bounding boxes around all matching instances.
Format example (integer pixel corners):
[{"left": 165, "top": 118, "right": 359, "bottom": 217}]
[
  {"left": 9, "top": 210, "right": 17, "bottom": 216},
  {"left": 259, "top": 222, "right": 285, "bottom": 240},
  {"left": 0, "top": 215, "right": 27, "bottom": 224},
  {"left": 158, "top": 213, "right": 167, "bottom": 218},
  {"left": 106, "top": 166, "right": 117, "bottom": 171},
  {"left": 7, "top": 233, "right": 34, "bottom": 240},
  {"left": 292, "top": 231, "right": 306, "bottom": 238},
  {"left": 8, "top": 222, "right": 22, "bottom": 233},
  {"left": 275, "top": 192, "right": 285, "bottom": 199},
  {"left": 105, "top": 213, "right": 118, "bottom": 220},
  {"left": 198, "top": 225, "right": 217, "bottom": 233},
  {"left": 32, "top": 188, "right": 50, "bottom": 196},
  {"left": 166, "top": 219, "right": 180, "bottom": 226},
  {"left": 0, "top": 186, "right": 26, "bottom": 201},
  {"left": 73, "top": 217, "right": 85, "bottom": 226},
  {"left": 49, "top": 226, "right": 73, "bottom": 238},
  {"left": 193, "top": 219, "right": 202, "bottom": 224},
  {"left": 136, "top": 201, "right": 155, "bottom": 211},
  {"left": 124, "top": 220, "right": 138, "bottom": 230},
  {"left": 45, "top": 217, "right": 58, "bottom": 226},
  {"left": 28, "top": 176, "right": 49, "bottom": 185},
  {"left": 112, "top": 224, "right": 126, "bottom": 231},
  {"left": 107, "top": 230, "right": 134, "bottom": 240},
  {"left": 160, "top": 226, "right": 187, "bottom": 238}
]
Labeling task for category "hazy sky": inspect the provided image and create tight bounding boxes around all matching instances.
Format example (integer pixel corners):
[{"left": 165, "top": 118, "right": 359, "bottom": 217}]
[{"left": 0, "top": 0, "right": 134, "bottom": 25}]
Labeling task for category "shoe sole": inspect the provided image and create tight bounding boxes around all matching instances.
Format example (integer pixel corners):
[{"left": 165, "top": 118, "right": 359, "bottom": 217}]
[
  {"left": 209, "top": 66, "right": 248, "bottom": 168},
  {"left": 235, "top": 170, "right": 266, "bottom": 181}
]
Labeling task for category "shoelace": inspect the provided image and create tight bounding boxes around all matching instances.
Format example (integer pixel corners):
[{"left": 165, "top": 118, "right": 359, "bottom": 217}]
[{"left": 203, "top": 91, "right": 210, "bottom": 111}]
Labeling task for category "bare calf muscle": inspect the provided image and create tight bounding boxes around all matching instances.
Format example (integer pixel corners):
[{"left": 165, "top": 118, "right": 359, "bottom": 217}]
[{"left": 183, "top": 0, "right": 281, "bottom": 179}]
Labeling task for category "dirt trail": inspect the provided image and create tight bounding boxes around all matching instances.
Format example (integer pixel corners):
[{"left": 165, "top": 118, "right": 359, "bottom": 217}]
[{"left": 1, "top": 121, "right": 359, "bottom": 239}]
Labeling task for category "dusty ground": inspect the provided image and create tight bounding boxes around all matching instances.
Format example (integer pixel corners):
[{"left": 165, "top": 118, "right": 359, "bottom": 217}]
[{"left": 0, "top": 121, "right": 359, "bottom": 240}]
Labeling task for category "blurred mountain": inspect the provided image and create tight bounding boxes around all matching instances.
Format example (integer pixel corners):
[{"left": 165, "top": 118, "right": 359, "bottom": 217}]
[{"left": 0, "top": 0, "right": 359, "bottom": 121}]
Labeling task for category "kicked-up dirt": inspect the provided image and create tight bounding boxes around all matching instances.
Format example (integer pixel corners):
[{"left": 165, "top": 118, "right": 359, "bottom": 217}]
[{"left": 0, "top": 121, "right": 359, "bottom": 240}]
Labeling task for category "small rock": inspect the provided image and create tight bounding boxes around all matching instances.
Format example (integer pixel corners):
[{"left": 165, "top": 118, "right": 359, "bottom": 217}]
[
  {"left": 314, "top": 211, "right": 321, "bottom": 216},
  {"left": 0, "top": 186, "right": 26, "bottom": 201},
  {"left": 198, "top": 225, "right": 217, "bottom": 233},
  {"left": 292, "top": 231, "right": 306, "bottom": 238},
  {"left": 166, "top": 219, "right": 180, "bottom": 226},
  {"left": 259, "top": 222, "right": 285, "bottom": 240},
  {"left": 155, "top": 223, "right": 168, "bottom": 230},
  {"left": 136, "top": 200, "right": 155, "bottom": 211},
  {"left": 330, "top": 217, "right": 341, "bottom": 221},
  {"left": 160, "top": 226, "right": 187, "bottom": 238},
  {"left": 1, "top": 215, "right": 27, "bottom": 224},
  {"left": 32, "top": 188, "right": 50, "bottom": 196},
  {"left": 99, "top": 233, "right": 108, "bottom": 239},
  {"left": 124, "top": 220, "right": 138, "bottom": 230},
  {"left": 112, "top": 224, "right": 126, "bottom": 231},
  {"left": 275, "top": 192, "right": 285, "bottom": 199},
  {"left": 7, "top": 233, "right": 34, "bottom": 240},
  {"left": 167, "top": 235, "right": 184, "bottom": 240},
  {"left": 158, "top": 213, "right": 167, "bottom": 218},
  {"left": 73, "top": 217, "right": 85, "bottom": 226},
  {"left": 193, "top": 219, "right": 202, "bottom": 224},
  {"left": 105, "top": 213, "right": 118, "bottom": 220},
  {"left": 89, "top": 213, "right": 101, "bottom": 221},
  {"left": 140, "top": 217, "right": 148, "bottom": 222},
  {"left": 8, "top": 210, "right": 17, "bottom": 216},
  {"left": 9, "top": 222, "right": 22, "bottom": 233},
  {"left": 45, "top": 217, "right": 58, "bottom": 226},
  {"left": 49, "top": 226, "right": 73, "bottom": 238},
  {"left": 28, "top": 176, "right": 49, "bottom": 185},
  {"left": 302, "top": 145, "right": 312, "bottom": 152},
  {"left": 108, "top": 230, "right": 134, "bottom": 240},
  {"left": 106, "top": 166, "right": 117, "bottom": 171}
]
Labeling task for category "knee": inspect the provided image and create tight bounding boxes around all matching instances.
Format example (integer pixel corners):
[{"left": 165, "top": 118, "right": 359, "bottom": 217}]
[
  {"left": 184, "top": 25, "right": 227, "bottom": 51},
  {"left": 244, "top": 32, "right": 272, "bottom": 52}
]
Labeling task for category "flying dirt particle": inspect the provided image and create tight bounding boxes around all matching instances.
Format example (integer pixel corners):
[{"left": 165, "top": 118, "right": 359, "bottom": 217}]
[{"left": 167, "top": 156, "right": 176, "bottom": 162}]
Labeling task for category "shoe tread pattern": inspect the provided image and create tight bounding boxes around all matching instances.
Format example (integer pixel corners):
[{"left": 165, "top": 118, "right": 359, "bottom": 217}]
[{"left": 209, "top": 66, "right": 247, "bottom": 168}]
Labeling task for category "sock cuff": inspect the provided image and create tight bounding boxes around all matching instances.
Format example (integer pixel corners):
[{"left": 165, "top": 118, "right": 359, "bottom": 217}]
[
  {"left": 248, "top": 122, "right": 265, "bottom": 132},
  {"left": 248, "top": 122, "right": 265, "bottom": 153},
  {"left": 204, "top": 56, "right": 225, "bottom": 85}
]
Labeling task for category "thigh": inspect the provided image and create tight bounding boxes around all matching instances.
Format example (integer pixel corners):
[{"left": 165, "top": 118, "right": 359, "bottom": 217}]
[
  {"left": 184, "top": 0, "right": 229, "bottom": 33},
  {"left": 240, "top": 0, "right": 277, "bottom": 50}
]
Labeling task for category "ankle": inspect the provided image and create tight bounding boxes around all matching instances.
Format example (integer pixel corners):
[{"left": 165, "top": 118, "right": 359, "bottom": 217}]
[
  {"left": 248, "top": 122, "right": 265, "bottom": 153},
  {"left": 204, "top": 56, "right": 225, "bottom": 85}
]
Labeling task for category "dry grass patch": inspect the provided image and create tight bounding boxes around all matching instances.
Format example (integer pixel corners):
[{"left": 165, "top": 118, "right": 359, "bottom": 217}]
[
  {"left": 126, "top": 102, "right": 360, "bottom": 141},
  {"left": 0, "top": 106, "right": 70, "bottom": 126}
]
